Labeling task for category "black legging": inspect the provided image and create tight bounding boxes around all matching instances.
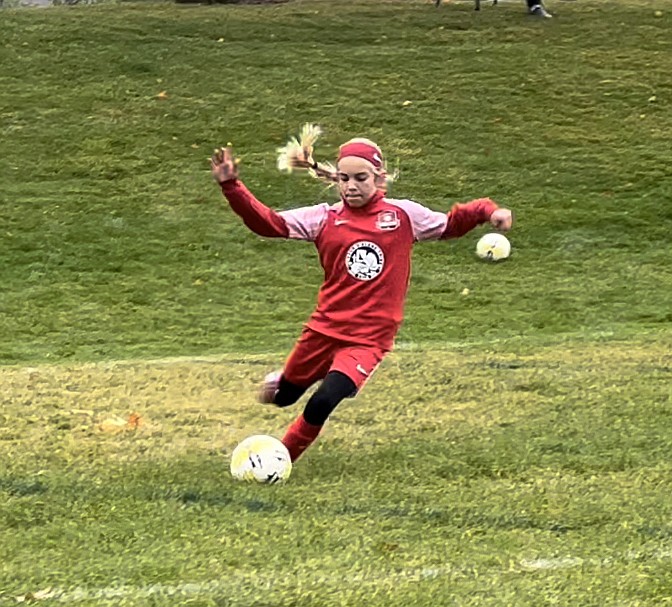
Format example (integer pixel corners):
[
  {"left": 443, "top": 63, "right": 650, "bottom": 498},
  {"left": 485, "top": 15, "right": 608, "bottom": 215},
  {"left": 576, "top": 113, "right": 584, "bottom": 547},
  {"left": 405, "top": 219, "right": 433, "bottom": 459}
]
[
  {"left": 273, "top": 371, "right": 357, "bottom": 426},
  {"left": 274, "top": 376, "right": 307, "bottom": 407}
]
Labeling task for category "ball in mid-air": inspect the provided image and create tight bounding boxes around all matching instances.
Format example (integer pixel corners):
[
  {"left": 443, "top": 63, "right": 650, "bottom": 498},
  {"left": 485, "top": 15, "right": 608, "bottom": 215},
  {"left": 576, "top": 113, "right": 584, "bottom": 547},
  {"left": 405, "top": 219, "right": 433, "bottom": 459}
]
[
  {"left": 230, "top": 435, "right": 292, "bottom": 484},
  {"left": 476, "top": 233, "right": 511, "bottom": 261}
]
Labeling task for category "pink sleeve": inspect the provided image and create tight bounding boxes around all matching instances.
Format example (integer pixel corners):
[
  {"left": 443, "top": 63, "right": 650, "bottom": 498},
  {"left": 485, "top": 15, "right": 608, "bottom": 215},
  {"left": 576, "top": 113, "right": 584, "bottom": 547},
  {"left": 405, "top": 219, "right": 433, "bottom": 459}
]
[
  {"left": 387, "top": 197, "right": 498, "bottom": 241},
  {"left": 279, "top": 204, "right": 330, "bottom": 241},
  {"left": 387, "top": 198, "right": 449, "bottom": 241},
  {"left": 220, "top": 180, "right": 289, "bottom": 238},
  {"left": 442, "top": 198, "right": 498, "bottom": 239}
]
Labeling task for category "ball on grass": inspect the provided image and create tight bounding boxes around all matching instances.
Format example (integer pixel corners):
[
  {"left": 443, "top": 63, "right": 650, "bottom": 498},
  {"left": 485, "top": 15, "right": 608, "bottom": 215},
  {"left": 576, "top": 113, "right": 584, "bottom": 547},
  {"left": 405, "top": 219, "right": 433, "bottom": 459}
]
[
  {"left": 476, "top": 233, "right": 511, "bottom": 261},
  {"left": 230, "top": 435, "right": 292, "bottom": 484}
]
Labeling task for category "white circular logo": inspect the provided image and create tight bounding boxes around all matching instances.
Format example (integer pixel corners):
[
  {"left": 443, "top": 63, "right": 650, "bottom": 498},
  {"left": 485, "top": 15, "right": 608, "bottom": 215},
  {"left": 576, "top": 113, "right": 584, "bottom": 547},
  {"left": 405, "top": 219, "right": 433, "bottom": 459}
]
[{"left": 345, "top": 241, "right": 385, "bottom": 281}]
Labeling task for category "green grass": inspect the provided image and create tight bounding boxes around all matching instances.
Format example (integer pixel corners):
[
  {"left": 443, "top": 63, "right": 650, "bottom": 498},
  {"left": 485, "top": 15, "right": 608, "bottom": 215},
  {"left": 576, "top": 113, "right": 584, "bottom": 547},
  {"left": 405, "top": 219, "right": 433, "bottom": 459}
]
[
  {"left": 1, "top": 0, "right": 672, "bottom": 605},
  {"left": 1, "top": 338, "right": 671, "bottom": 605},
  {"left": 1, "top": 0, "right": 671, "bottom": 362}
]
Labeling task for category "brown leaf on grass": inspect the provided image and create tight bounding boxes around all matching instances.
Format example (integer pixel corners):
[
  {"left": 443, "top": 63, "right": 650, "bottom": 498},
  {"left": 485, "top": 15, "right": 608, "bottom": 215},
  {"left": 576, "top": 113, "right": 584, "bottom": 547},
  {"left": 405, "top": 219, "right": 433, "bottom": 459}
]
[
  {"left": 15, "top": 588, "right": 57, "bottom": 602},
  {"left": 98, "top": 412, "right": 142, "bottom": 433},
  {"left": 156, "top": 91, "right": 168, "bottom": 100},
  {"left": 128, "top": 412, "right": 142, "bottom": 428}
]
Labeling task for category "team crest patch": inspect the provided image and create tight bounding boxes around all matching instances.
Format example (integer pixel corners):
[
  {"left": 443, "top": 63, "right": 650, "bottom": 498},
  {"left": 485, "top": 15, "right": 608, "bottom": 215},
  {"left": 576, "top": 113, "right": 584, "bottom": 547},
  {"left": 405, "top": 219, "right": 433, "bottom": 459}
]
[
  {"left": 376, "top": 210, "right": 400, "bottom": 231},
  {"left": 345, "top": 241, "right": 385, "bottom": 281}
]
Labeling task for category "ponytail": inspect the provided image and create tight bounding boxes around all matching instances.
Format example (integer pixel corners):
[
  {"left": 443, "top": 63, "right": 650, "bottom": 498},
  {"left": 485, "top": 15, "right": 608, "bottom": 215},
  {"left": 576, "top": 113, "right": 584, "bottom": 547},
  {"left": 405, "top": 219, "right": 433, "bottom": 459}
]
[{"left": 277, "top": 124, "right": 398, "bottom": 193}]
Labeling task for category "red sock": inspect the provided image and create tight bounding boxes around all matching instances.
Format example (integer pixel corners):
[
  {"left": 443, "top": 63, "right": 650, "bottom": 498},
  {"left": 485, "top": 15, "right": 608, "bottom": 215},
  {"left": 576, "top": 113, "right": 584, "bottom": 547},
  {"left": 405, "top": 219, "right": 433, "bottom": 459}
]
[{"left": 282, "top": 415, "right": 322, "bottom": 462}]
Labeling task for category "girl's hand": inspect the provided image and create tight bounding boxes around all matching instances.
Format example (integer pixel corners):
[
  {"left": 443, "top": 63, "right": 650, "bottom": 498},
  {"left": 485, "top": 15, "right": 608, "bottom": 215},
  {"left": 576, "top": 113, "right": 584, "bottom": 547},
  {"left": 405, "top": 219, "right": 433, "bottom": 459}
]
[
  {"left": 211, "top": 146, "right": 239, "bottom": 184},
  {"left": 490, "top": 208, "right": 513, "bottom": 231}
]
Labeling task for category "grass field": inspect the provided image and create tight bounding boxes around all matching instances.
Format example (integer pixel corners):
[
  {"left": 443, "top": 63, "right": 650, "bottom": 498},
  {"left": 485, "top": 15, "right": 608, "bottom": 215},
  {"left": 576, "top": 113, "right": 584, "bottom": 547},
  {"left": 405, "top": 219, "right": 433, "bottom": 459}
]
[{"left": 1, "top": 0, "right": 672, "bottom": 605}]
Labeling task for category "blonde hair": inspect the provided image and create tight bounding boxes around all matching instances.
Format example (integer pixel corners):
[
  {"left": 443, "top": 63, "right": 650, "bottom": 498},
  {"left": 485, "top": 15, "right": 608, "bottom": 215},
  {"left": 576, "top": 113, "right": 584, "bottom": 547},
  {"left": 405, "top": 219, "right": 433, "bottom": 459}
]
[{"left": 277, "top": 125, "right": 396, "bottom": 193}]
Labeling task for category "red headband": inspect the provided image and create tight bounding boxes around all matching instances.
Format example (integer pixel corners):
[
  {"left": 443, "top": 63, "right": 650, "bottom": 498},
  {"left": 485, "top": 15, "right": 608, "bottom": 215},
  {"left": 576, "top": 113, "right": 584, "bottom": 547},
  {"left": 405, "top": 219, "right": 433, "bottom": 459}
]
[{"left": 338, "top": 142, "right": 384, "bottom": 170}]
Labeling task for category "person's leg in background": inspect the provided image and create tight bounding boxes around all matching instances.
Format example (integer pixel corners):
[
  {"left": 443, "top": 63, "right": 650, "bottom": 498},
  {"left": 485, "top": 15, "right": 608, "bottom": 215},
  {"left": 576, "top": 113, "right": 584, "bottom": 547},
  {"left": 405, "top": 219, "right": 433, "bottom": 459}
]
[{"left": 528, "top": 0, "right": 552, "bottom": 18}]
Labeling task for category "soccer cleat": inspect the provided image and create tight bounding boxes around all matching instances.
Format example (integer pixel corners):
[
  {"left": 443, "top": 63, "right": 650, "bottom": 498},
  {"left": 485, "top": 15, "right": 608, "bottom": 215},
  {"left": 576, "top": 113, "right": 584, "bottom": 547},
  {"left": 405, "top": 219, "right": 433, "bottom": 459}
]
[
  {"left": 435, "top": 0, "right": 441, "bottom": 6},
  {"left": 258, "top": 371, "right": 282, "bottom": 404},
  {"left": 529, "top": 4, "right": 552, "bottom": 18}
]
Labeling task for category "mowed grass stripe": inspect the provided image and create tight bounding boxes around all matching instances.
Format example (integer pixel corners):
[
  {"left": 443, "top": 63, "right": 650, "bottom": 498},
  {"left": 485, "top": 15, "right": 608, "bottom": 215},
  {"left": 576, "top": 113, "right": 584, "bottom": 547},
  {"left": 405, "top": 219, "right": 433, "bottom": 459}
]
[
  {"left": 3, "top": 544, "right": 672, "bottom": 606},
  {"left": 1, "top": 332, "right": 670, "bottom": 463},
  {"left": 1, "top": 336, "right": 671, "bottom": 604}
]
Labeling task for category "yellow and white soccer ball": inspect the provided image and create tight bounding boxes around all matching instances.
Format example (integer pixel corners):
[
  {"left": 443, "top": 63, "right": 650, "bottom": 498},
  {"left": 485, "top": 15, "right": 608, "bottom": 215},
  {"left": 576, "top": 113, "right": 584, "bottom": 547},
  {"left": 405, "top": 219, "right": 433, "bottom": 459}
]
[
  {"left": 230, "top": 435, "right": 292, "bottom": 484},
  {"left": 476, "top": 233, "right": 511, "bottom": 261}
]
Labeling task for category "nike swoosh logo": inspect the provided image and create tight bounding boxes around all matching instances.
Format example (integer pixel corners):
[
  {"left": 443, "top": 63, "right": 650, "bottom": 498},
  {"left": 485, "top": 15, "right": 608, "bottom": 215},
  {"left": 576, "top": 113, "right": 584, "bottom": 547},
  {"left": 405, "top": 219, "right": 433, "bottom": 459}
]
[
  {"left": 334, "top": 219, "right": 349, "bottom": 226},
  {"left": 356, "top": 364, "right": 369, "bottom": 377}
]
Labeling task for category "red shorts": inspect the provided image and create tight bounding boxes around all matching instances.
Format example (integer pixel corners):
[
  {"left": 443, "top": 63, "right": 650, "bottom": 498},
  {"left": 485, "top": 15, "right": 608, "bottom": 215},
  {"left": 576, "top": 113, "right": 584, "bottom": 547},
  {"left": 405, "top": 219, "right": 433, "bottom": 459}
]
[{"left": 282, "top": 327, "right": 388, "bottom": 393}]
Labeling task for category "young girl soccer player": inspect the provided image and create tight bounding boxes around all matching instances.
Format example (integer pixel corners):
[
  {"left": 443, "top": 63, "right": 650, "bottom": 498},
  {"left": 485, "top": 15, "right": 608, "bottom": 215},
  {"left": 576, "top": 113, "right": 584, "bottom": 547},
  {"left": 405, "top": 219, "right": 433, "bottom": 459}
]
[{"left": 211, "top": 126, "right": 513, "bottom": 463}]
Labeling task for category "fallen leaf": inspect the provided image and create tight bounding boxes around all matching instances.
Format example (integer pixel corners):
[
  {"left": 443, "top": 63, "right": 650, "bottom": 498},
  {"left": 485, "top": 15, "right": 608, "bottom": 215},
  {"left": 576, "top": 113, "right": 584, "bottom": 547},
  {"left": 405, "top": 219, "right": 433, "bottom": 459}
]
[
  {"left": 15, "top": 588, "right": 57, "bottom": 602},
  {"left": 157, "top": 91, "right": 168, "bottom": 100},
  {"left": 98, "top": 413, "right": 141, "bottom": 433},
  {"left": 128, "top": 412, "right": 142, "bottom": 428}
]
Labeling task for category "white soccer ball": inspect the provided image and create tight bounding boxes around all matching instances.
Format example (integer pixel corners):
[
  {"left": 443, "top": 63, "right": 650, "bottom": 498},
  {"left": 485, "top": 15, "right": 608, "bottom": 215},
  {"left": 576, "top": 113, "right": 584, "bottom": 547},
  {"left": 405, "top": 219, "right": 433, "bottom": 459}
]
[
  {"left": 230, "top": 435, "right": 292, "bottom": 484},
  {"left": 476, "top": 233, "right": 511, "bottom": 261}
]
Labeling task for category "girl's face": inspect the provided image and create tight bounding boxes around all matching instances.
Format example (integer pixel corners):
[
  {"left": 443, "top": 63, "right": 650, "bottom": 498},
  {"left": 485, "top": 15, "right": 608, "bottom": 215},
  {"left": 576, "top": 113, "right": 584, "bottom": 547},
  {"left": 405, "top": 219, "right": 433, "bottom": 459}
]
[{"left": 337, "top": 156, "right": 385, "bottom": 208}]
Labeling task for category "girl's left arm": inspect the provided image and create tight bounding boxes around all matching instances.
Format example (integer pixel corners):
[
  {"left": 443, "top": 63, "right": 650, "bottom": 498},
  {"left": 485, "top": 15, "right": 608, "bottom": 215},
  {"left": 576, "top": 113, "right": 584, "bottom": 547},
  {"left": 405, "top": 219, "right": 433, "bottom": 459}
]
[
  {"left": 442, "top": 198, "right": 509, "bottom": 239},
  {"left": 388, "top": 197, "right": 511, "bottom": 241}
]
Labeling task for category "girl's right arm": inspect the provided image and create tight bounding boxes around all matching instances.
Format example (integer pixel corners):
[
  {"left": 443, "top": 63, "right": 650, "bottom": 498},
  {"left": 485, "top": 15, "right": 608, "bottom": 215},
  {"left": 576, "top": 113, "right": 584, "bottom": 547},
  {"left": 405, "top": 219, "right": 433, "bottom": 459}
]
[
  {"left": 212, "top": 146, "right": 289, "bottom": 238},
  {"left": 212, "top": 146, "right": 328, "bottom": 241},
  {"left": 220, "top": 179, "right": 290, "bottom": 238}
]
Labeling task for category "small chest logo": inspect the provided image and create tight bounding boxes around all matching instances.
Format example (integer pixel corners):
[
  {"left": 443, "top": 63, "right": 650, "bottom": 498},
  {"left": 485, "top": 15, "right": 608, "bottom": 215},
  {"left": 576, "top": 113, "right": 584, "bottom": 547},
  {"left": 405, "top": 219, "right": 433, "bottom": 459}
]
[
  {"left": 345, "top": 241, "right": 385, "bottom": 281},
  {"left": 376, "top": 210, "right": 400, "bottom": 231}
]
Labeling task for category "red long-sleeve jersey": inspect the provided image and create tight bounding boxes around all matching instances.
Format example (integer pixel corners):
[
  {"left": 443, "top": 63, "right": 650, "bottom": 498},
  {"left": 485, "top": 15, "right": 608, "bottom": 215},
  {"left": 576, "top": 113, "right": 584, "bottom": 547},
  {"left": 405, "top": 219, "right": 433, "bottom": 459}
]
[{"left": 221, "top": 180, "right": 497, "bottom": 350}]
